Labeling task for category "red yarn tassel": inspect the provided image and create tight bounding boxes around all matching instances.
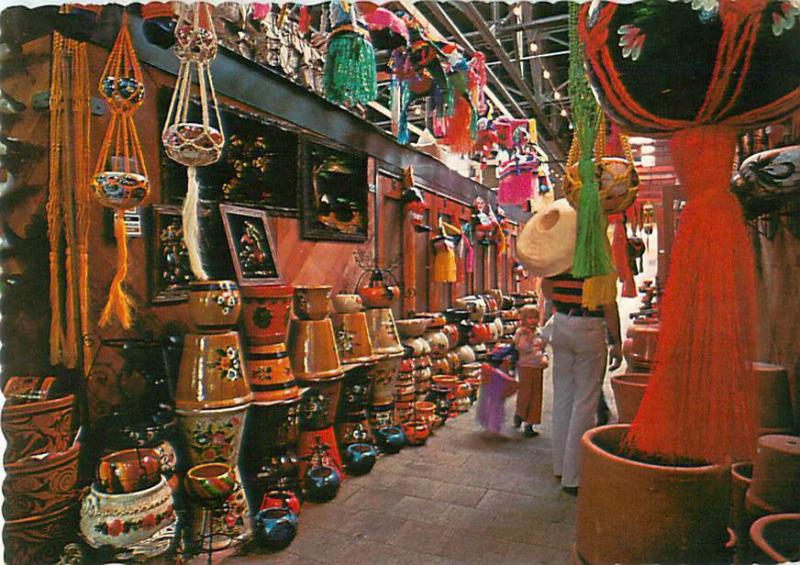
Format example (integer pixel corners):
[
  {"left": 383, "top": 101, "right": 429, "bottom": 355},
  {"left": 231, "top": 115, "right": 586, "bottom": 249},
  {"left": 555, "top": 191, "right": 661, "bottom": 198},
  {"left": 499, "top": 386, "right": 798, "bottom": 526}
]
[
  {"left": 611, "top": 218, "right": 636, "bottom": 298},
  {"left": 624, "top": 126, "right": 758, "bottom": 464},
  {"left": 444, "top": 95, "right": 474, "bottom": 155}
]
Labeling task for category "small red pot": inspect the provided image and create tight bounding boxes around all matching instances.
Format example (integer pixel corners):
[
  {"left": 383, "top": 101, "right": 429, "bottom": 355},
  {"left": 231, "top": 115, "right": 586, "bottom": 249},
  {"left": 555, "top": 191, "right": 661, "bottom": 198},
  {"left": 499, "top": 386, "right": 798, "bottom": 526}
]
[
  {"left": 241, "top": 285, "right": 294, "bottom": 345},
  {"left": 259, "top": 490, "right": 301, "bottom": 516}
]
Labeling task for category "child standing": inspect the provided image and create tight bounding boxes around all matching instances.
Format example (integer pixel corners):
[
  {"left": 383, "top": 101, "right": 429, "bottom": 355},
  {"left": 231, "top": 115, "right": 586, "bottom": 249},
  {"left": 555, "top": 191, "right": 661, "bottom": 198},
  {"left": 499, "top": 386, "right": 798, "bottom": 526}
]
[
  {"left": 513, "top": 304, "right": 549, "bottom": 437},
  {"left": 476, "top": 345, "right": 519, "bottom": 435}
]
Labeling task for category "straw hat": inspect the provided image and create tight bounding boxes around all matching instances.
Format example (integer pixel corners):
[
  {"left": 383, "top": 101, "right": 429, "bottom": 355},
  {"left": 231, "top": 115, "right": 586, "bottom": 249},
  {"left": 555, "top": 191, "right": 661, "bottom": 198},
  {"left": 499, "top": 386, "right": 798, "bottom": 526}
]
[{"left": 516, "top": 198, "right": 576, "bottom": 277}]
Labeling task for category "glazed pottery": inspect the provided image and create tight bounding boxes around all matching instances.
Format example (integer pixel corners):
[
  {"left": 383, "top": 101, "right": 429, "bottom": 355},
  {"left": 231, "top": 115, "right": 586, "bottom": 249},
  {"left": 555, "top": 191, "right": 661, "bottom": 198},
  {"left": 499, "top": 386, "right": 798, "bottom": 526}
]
[
  {"left": 260, "top": 490, "right": 301, "bottom": 516},
  {"left": 297, "top": 374, "right": 344, "bottom": 430},
  {"left": 331, "top": 293, "right": 362, "bottom": 314},
  {"left": 622, "top": 318, "right": 659, "bottom": 373},
  {"left": 563, "top": 157, "right": 639, "bottom": 214},
  {"left": 416, "top": 312, "right": 446, "bottom": 329},
  {"left": 426, "top": 386, "right": 452, "bottom": 426},
  {"left": 162, "top": 123, "right": 224, "bottom": 166},
  {"left": 445, "top": 351, "right": 462, "bottom": 373},
  {"left": 402, "top": 420, "right": 430, "bottom": 446},
  {"left": 754, "top": 362, "right": 794, "bottom": 435},
  {"left": 334, "top": 311, "right": 376, "bottom": 364},
  {"left": 188, "top": 280, "right": 241, "bottom": 330},
  {"left": 731, "top": 461, "right": 754, "bottom": 560},
  {"left": 414, "top": 401, "right": 436, "bottom": 430},
  {"left": 3, "top": 441, "right": 79, "bottom": 520},
  {"left": 255, "top": 507, "right": 298, "bottom": 550},
  {"left": 188, "top": 466, "right": 251, "bottom": 551},
  {"left": 336, "top": 420, "right": 374, "bottom": 449},
  {"left": 375, "top": 426, "right": 405, "bottom": 454},
  {"left": 343, "top": 443, "right": 378, "bottom": 476},
  {"left": 575, "top": 424, "right": 731, "bottom": 565},
  {"left": 241, "top": 397, "right": 302, "bottom": 471},
  {"left": 240, "top": 284, "right": 293, "bottom": 345},
  {"left": 3, "top": 502, "right": 78, "bottom": 564},
  {"left": 297, "top": 427, "right": 343, "bottom": 478},
  {"left": 747, "top": 434, "right": 800, "bottom": 515},
  {"left": 251, "top": 452, "right": 301, "bottom": 499},
  {"left": 369, "top": 353, "right": 403, "bottom": 404},
  {"left": 610, "top": 372, "right": 650, "bottom": 424},
  {"left": 184, "top": 462, "right": 237, "bottom": 501},
  {"left": 246, "top": 343, "right": 300, "bottom": 403},
  {"left": 80, "top": 476, "right": 175, "bottom": 550},
  {"left": 455, "top": 296, "right": 487, "bottom": 322},
  {"left": 91, "top": 171, "right": 150, "bottom": 209},
  {"left": 357, "top": 285, "right": 400, "bottom": 309},
  {"left": 369, "top": 398, "right": 395, "bottom": 431},
  {"left": 2, "top": 375, "right": 60, "bottom": 405},
  {"left": 287, "top": 318, "right": 343, "bottom": 380},
  {"left": 293, "top": 285, "right": 331, "bottom": 321},
  {"left": 749, "top": 513, "right": 800, "bottom": 564},
  {"left": 402, "top": 337, "right": 427, "bottom": 357},
  {"left": 422, "top": 328, "right": 449, "bottom": 358},
  {"left": 363, "top": 308, "right": 404, "bottom": 357},
  {"left": 2, "top": 393, "right": 74, "bottom": 464},
  {"left": 337, "top": 364, "right": 373, "bottom": 420},
  {"left": 303, "top": 464, "right": 341, "bottom": 503},
  {"left": 97, "top": 448, "right": 160, "bottom": 495},
  {"left": 175, "top": 330, "right": 253, "bottom": 411},
  {"left": 395, "top": 318, "right": 430, "bottom": 339},
  {"left": 176, "top": 404, "right": 249, "bottom": 467},
  {"left": 455, "top": 345, "right": 476, "bottom": 366},
  {"left": 443, "top": 309, "right": 470, "bottom": 325}
]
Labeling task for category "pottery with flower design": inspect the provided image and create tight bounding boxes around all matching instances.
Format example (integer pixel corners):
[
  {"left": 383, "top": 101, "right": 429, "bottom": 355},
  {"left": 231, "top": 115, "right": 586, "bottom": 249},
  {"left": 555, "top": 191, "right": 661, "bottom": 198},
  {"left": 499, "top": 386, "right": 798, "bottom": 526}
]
[
  {"left": 187, "top": 280, "right": 241, "bottom": 330},
  {"left": 293, "top": 285, "right": 332, "bottom": 321},
  {"left": 246, "top": 343, "right": 300, "bottom": 403},
  {"left": 240, "top": 284, "right": 294, "bottom": 345}
]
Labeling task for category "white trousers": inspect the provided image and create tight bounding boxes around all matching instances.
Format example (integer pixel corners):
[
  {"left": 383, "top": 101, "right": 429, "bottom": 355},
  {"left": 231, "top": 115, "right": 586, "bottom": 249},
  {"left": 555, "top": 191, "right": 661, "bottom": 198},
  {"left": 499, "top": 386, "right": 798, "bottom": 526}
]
[{"left": 550, "top": 312, "right": 607, "bottom": 488}]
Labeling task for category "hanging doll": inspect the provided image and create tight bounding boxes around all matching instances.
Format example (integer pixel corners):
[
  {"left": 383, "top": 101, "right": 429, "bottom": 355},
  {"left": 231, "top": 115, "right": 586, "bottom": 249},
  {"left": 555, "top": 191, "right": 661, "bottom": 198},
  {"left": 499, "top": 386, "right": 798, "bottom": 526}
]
[{"left": 471, "top": 196, "right": 499, "bottom": 245}]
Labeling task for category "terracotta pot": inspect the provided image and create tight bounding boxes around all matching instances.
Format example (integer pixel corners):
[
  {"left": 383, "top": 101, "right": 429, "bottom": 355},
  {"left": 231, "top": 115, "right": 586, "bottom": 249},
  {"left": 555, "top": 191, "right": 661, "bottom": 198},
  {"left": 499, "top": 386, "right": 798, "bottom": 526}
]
[
  {"left": 342, "top": 443, "right": 377, "bottom": 476},
  {"left": 403, "top": 420, "right": 430, "bottom": 446},
  {"left": 441, "top": 324, "right": 460, "bottom": 350},
  {"left": 331, "top": 293, "right": 362, "bottom": 314},
  {"left": 432, "top": 375, "right": 458, "bottom": 391},
  {"left": 432, "top": 357, "right": 451, "bottom": 376},
  {"left": 335, "top": 419, "right": 374, "bottom": 449},
  {"left": 455, "top": 345, "right": 476, "bottom": 366},
  {"left": 747, "top": 434, "right": 800, "bottom": 515},
  {"left": 293, "top": 285, "right": 331, "bottom": 321},
  {"left": 610, "top": 372, "right": 650, "bottom": 424},
  {"left": 241, "top": 397, "right": 302, "bottom": 472},
  {"left": 255, "top": 507, "right": 298, "bottom": 550},
  {"left": 754, "top": 362, "right": 794, "bottom": 436},
  {"left": 334, "top": 311, "right": 376, "bottom": 364},
  {"left": 188, "top": 467, "right": 251, "bottom": 551},
  {"left": 80, "top": 476, "right": 175, "bottom": 550},
  {"left": 445, "top": 351, "right": 462, "bottom": 373},
  {"left": 297, "top": 426, "right": 342, "bottom": 478},
  {"left": 337, "top": 364, "right": 372, "bottom": 421},
  {"left": 357, "top": 285, "right": 399, "bottom": 309},
  {"left": 2, "top": 394, "right": 75, "bottom": 464},
  {"left": 395, "top": 318, "right": 430, "bottom": 339},
  {"left": 176, "top": 330, "right": 252, "bottom": 411},
  {"left": 184, "top": 462, "right": 237, "bottom": 501},
  {"left": 4, "top": 502, "right": 78, "bottom": 564},
  {"left": 622, "top": 318, "right": 659, "bottom": 372},
  {"left": 363, "top": 308, "right": 404, "bottom": 356},
  {"left": 575, "top": 424, "right": 731, "bottom": 565},
  {"left": 297, "top": 373, "right": 344, "bottom": 431},
  {"left": 246, "top": 343, "right": 300, "bottom": 403},
  {"left": 749, "top": 513, "right": 800, "bottom": 564},
  {"left": 260, "top": 490, "right": 301, "bottom": 516},
  {"left": 176, "top": 404, "right": 249, "bottom": 468},
  {"left": 188, "top": 280, "right": 241, "bottom": 330},
  {"left": 416, "top": 312, "right": 446, "bottom": 329},
  {"left": 2, "top": 375, "right": 60, "bottom": 405},
  {"left": 3, "top": 441, "right": 80, "bottom": 520},
  {"left": 731, "top": 461, "right": 754, "bottom": 560},
  {"left": 286, "top": 318, "right": 343, "bottom": 380},
  {"left": 96, "top": 448, "right": 160, "bottom": 495},
  {"left": 455, "top": 296, "right": 487, "bottom": 322},
  {"left": 240, "top": 284, "right": 293, "bottom": 345},
  {"left": 402, "top": 337, "right": 426, "bottom": 357},
  {"left": 414, "top": 401, "right": 436, "bottom": 430},
  {"left": 368, "top": 353, "right": 403, "bottom": 403},
  {"left": 369, "top": 399, "right": 395, "bottom": 431}
]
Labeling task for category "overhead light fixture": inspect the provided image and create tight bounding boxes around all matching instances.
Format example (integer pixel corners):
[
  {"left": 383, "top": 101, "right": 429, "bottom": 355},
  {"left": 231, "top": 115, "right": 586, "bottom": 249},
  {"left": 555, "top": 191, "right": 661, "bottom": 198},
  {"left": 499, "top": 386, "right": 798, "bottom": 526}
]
[
  {"left": 512, "top": 4, "right": 522, "bottom": 17},
  {"left": 529, "top": 42, "right": 538, "bottom": 53},
  {"left": 560, "top": 109, "right": 568, "bottom": 117},
  {"left": 553, "top": 91, "right": 561, "bottom": 100},
  {"left": 543, "top": 70, "right": 551, "bottom": 79}
]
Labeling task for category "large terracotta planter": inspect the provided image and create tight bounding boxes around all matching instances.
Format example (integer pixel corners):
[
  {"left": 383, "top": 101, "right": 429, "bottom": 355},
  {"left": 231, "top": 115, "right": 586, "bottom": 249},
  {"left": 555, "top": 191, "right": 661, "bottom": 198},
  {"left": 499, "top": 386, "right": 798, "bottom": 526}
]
[
  {"left": 176, "top": 404, "right": 249, "bottom": 468},
  {"left": 297, "top": 373, "right": 344, "bottom": 431},
  {"left": 2, "top": 393, "right": 75, "bottom": 464},
  {"left": 337, "top": 364, "right": 373, "bottom": 421},
  {"left": 176, "top": 330, "right": 253, "bottom": 411},
  {"left": 363, "top": 307, "right": 404, "bottom": 357},
  {"left": 334, "top": 311, "right": 377, "bottom": 364},
  {"left": 3, "top": 502, "right": 78, "bottom": 564},
  {"left": 293, "top": 285, "right": 331, "bottom": 321},
  {"left": 240, "top": 284, "right": 293, "bottom": 345},
  {"left": 3, "top": 440, "right": 80, "bottom": 520},
  {"left": 286, "top": 318, "right": 343, "bottom": 380},
  {"left": 610, "top": 372, "right": 650, "bottom": 424},
  {"left": 622, "top": 318, "right": 659, "bottom": 373},
  {"left": 747, "top": 434, "right": 800, "bottom": 516},
  {"left": 245, "top": 343, "right": 300, "bottom": 403},
  {"left": 754, "top": 362, "right": 794, "bottom": 436},
  {"left": 188, "top": 280, "right": 241, "bottom": 330},
  {"left": 297, "top": 426, "right": 342, "bottom": 478},
  {"left": 749, "top": 513, "right": 800, "bottom": 564},
  {"left": 241, "top": 396, "right": 302, "bottom": 474},
  {"left": 575, "top": 424, "right": 731, "bottom": 564},
  {"left": 369, "top": 353, "right": 403, "bottom": 404}
]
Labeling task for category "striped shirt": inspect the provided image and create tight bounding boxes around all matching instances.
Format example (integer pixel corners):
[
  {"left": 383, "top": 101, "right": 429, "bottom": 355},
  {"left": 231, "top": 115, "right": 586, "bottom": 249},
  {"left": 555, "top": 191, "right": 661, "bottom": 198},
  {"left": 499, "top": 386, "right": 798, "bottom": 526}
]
[{"left": 546, "top": 273, "right": 603, "bottom": 316}]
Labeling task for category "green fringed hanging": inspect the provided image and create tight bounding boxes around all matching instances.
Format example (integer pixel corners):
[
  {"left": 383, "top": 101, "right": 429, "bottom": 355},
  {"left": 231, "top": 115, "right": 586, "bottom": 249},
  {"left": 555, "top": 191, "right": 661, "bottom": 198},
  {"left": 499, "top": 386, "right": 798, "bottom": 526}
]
[
  {"left": 568, "top": 2, "right": 614, "bottom": 278},
  {"left": 324, "top": 27, "right": 377, "bottom": 107}
]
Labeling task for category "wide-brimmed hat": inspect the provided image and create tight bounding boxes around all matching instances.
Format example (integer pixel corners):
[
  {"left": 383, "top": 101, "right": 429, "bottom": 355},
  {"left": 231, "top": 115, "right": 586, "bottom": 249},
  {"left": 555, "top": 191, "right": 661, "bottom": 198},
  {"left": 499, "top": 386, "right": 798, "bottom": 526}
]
[{"left": 515, "top": 198, "right": 576, "bottom": 277}]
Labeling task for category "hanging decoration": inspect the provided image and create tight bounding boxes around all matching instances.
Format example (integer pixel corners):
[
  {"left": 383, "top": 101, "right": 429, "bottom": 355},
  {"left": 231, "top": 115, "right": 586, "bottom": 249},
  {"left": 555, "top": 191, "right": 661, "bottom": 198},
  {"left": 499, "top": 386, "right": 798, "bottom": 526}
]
[
  {"left": 497, "top": 126, "right": 538, "bottom": 206},
  {"left": 579, "top": 0, "right": 800, "bottom": 464},
  {"left": 323, "top": 0, "right": 377, "bottom": 107},
  {"left": 91, "top": 11, "right": 149, "bottom": 329},
  {"left": 162, "top": 2, "right": 224, "bottom": 282}
]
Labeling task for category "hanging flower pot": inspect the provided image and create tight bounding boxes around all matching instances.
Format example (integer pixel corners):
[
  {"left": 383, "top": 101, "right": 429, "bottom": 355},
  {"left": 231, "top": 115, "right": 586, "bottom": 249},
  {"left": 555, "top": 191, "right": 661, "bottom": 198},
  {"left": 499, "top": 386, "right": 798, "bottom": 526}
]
[{"left": 162, "top": 122, "right": 224, "bottom": 168}]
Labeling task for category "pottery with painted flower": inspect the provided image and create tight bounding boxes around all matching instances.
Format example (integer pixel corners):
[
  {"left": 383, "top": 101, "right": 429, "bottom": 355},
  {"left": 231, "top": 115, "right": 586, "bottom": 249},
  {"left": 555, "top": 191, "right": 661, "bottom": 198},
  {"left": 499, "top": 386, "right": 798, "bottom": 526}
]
[
  {"left": 96, "top": 448, "right": 161, "bottom": 495},
  {"left": 187, "top": 280, "right": 241, "bottom": 330},
  {"left": 240, "top": 284, "right": 293, "bottom": 345}
]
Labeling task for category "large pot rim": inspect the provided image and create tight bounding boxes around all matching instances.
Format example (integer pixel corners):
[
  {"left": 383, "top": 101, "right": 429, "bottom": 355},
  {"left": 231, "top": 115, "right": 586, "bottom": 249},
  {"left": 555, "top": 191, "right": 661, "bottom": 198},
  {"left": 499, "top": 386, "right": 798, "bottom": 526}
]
[
  {"left": 89, "top": 474, "right": 169, "bottom": 501},
  {"left": 610, "top": 373, "right": 650, "bottom": 387},
  {"left": 2, "top": 393, "right": 74, "bottom": 418},
  {"left": 6, "top": 439, "right": 80, "bottom": 473},
  {"left": 749, "top": 512, "right": 800, "bottom": 563},
  {"left": 4, "top": 500, "right": 76, "bottom": 527},
  {"left": 241, "top": 284, "right": 294, "bottom": 298}
]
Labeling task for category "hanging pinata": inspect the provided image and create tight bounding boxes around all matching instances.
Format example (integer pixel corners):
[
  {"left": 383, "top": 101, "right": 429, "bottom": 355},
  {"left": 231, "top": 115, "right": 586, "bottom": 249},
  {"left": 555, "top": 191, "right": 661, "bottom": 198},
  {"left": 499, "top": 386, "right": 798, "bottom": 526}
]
[
  {"left": 497, "top": 126, "right": 538, "bottom": 206},
  {"left": 323, "top": 0, "right": 377, "bottom": 107}
]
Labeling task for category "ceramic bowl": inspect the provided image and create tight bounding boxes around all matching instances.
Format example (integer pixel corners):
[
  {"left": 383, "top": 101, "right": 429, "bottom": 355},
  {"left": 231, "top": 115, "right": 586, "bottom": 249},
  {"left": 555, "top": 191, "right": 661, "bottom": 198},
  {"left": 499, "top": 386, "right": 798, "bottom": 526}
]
[
  {"left": 2, "top": 394, "right": 75, "bottom": 464},
  {"left": 97, "top": 448, "right": 161, "bottom": 494},
  {"left": 184, "top": 463, "right": 237, "bottom": 502},
  {"left": 162, "top": 123, "right": 224, "bottom": 167},
  {"left": 395, "top": 318, "right": 431, "bottom": 339},
  {"left": 255, "top": 507, "right": 298, "bottom": 550},
  {"left": 331, "top": 294, "right": 363, "bottom": 314},
  {"left": 375, "top": 426, "right": 406, "bottom": 454},
  {"left": 187, "top": 280, "right": 241, "bottom": 330}
]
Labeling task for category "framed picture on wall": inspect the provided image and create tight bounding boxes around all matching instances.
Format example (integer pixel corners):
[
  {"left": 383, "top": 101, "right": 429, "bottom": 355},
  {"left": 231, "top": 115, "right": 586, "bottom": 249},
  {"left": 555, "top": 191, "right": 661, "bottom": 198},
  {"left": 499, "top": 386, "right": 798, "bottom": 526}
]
[
  {"left": 219, "top": 204, "right": 281, "bottom": 285},
  {"left": 300, "top": 138, "right": 369, "bottom": 242},
  {"left": 149, "top": 205, "right": 195, "bottom": 303}
]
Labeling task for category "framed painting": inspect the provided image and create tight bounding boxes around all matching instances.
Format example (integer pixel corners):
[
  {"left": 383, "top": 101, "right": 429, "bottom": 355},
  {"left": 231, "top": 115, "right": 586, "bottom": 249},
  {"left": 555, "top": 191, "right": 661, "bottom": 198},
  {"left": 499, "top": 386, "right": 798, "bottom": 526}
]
[
  {"left": 219, "top": 204, "right": 281, "bottom": 285},
  {"left": 300, "top": 138, "right": 369, "bottom": 242},
  {"left": 149, "top": 204, "right": 195, "bottom": 303}
]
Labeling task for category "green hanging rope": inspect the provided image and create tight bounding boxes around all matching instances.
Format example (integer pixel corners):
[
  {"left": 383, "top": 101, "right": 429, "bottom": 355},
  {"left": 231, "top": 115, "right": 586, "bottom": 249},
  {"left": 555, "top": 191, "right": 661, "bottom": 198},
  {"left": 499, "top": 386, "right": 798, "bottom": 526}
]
[{"left": 568, "top": 2, "right": 614, "bottom": 278}]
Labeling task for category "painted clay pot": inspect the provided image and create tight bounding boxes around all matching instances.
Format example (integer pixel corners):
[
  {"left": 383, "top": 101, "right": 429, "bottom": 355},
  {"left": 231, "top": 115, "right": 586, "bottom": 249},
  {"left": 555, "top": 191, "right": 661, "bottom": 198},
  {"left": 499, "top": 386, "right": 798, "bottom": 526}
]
[
  {"left": 465, "top": 377, "right": 481, "bottom": 403},
  {"left": 176, "top": 404, "right": 249, "bottom": 468},
  {"left": 363, "top": 308, "right": 404, "bottom": 357},
  {"left": 188, "top": 466, "right": 251, "bottom": 551},
  {"left": 240, "top": 284, "right": 293, "bottom": 345},
  {"left": 2, "top": 375, "right": 60, "bottom": 405},
  {"left": 402, "top": 337, "right": 426, "bottom": 357},
  {"left": 297, "top": 427, "right": 342, "bottom": 479},
  {"left": 575, "top": 424, "right": 731, "bottom": 565},
  {"left": 622, "top": 318, "right": 659, "bottom": 373},
  {"left": 395, "top": 318, "right": 431, "bottom": 339},
  {"left": 260, "top": 490, "right": 301, "bottom": 516},
  {"left": 175, "top": 330, "right": 253, "bottom": 411},
  {"left": 747, "top": 434, "right": 800, "bottom": 515},
  {"left": 422, "top": 328, "right": 449, "bottom": 358},
  {"left": 432, "top": 375, "right": 459, "bottom": 392},
  {"left": 3, "top": 502, "right": 78, "bottom": 564},
  {"left": 331, "top": 293, "right": 362, "bottom": 314},
  {"left": 444, "top": 309, "right": 470, "bottom": 325},
  {"left": 3, "top": 441, "right": 80, "bottom": 520},
  {"left": 184, "top": 462, "right": 236, "bottom": 502},
  {"left": 334, "top": 311, "right": 376, "bottom": 364},
  {"left": 297, "top": 374, "right": 344, "bottom": 431},
  {"left": 375, "top": 426, "right": 406, "bottom": 454},
  {"left": 610, "top": 372, "right": 650, "bottom": 424},
  {"left": 287, "top": 318, "right": 343, "bottom": 380},
  {"left": 402, "top": 420, "right": 430, "bottom": 446},
  {"left": 303, "top": 464, "right": 341, "bottom": 503},
  {"left": 188, "top": 280, "right": 241, "bottom": 330},
  {"left": 749, "top": 513, "right": 800, "bottom": 564},
  {"left": 343, "top": 443, "right": 378, "bottom": 476},
  {"left": 455, "top": 345, "right": 476, "bottom": 366},
  {"left": 241, "top": 397, "right": 302, "bottom": 471},
  {"left": 2, "top": 393, "right": 74, "bottom": 464},
  {"left": 369, "top": 353, "right": 403, "bottom": 404},
  {"left": 357, "top": 285, "right": 400, "bottom": 309},
  {"left": 414, "top": 401, "right": 436, "bottom": 430},
  {"left": 293, "top": 285, "right": 331, "bottom": 321},
  {"left": 80, "top": 476, "right": 175, "bottom": 550},
  {"left": 336, "top": 420, "right": 374, "bottom": 449},
  {"left": 731, "top": 461, "right": 754, "bottom": 560},
  {"left": 455, "top": 296, "right": 487, "bottom": 322},
  {"left": 255, "top": 507, "right": 298, "bottom": 550},
  {"left": 246, "top": 343, "right": 300, "bottom": 403},
  {"left": 445, "top": 351, "right": 462, "bottom": 373},
  {"left": 369, "top": 398, "right": 395, "bottom": 431},
  {"left": 754, "top": 362, "right": 794, "bottom": 436},
  {"left": 96, "top": 448, "right": 161, "bottom": 495},
  {"left": 337, "top": 364, "right": 373, "bottom": 421}
]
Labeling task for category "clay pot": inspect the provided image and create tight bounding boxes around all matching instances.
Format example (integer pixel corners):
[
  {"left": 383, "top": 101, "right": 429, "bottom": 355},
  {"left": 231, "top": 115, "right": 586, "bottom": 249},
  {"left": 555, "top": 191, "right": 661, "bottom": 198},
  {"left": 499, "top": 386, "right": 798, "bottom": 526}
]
[
  {"left": 337, "top": 364, "right": 372, "bottom": 420},
  {"left": 297, "top": 427, "right": 342, "bottom": 478},
  {"left": 176, "top": 330, "right": 253, "bottom": 411},
  {"left": 731, "top": 461, "right": 754, "bottom": 559},
  {"left": 241, "top": 397, "right": 302, "bottom": 471},
  {"left": 3, "top": 502, "right": 78, "bottom": 564},
  {"left": 188, "top": 468, "right": 251, "bottom": 551},
  {"left": 2, "top": 394, "right": 74, "bottom": 464},
  {"left": 3, "top": 441, "right": 80, "bottom": 520},
  {"left": 402, "top": 420, "right": 430, "bottom": 446},
  {"left": 374, "top": 426, "right": 406, "bottom": 454},
  {"left": 575, "top": 424, "right": 731, "bottom": 564},
  {"left": 334, "top": 311, "right": 376, "bottom": 364},
  {"left": 336, "top": 420, "right": 374, "bottom": 449},
  {"left": 293, "top": 285, "right": 331, "bottom": 320},
  {"left": 754, "top": 362, "right": 794, "bottom": 436},
  {"left": 432, "top": 375, "right": 459, "bottom": 391},
  {"left": 749, "top": 513, "right": 800, "bottom": 564},
  {"left": 455, "top": 345, "right": 476, "bottom": 366},
  {"left": 240, "top": 284, "right": 293, "bottom": 345},
  {"left": 402, "top": 337, "right": 426, "bottom": 357},
  {"left": 455, "top": 296, "right": 487, "bottom": 322},
  {"left": 286, "top": 318, "right": 343, "bottom": 380},
  {"left": 80, "top": 476, "right": 175, "bottom": 550},
  {"left": 184, "top": 462, "right": 237, "bottom": 501},
  {"left": 260, "top": 490, "right": 301, "bottom": 516},
  {"left": 303, "top": 464, "right": 341, "bottom": 503},
  {"left": 747, "top": 434, "right": 800, "bottom": 515},
  {"left": 395, "top": 318, "right": 430, "bottom": 339},
  {"left": 610, "top": 372, "right": 650, "bottom": 424},
  {"left": 416, "top": 312, "right": 446, "bottom": 329},
  {"left": 255, "top": 507, "right": 298, "bottom": 550},
  {"left": 445, "top": 351, "right": 462, "bottom": 373},
  {"left": 297, "top": 374, "right": 344, "bottom": 431},
  {"left": 442, "top": 324, "right": 460, "bottom": 350},
  {"left": 422, "top": 328, "right": 450, "bottom": 358},
  {"left": 96, "top": 448, "right": 160, "bottom": 495},
  {"left": 188, "top": 280, "right": 241, "bottom": 330},
  {"left": 343, "top": 443, "right": 378, "bottom": 476},
  {"left": 363, "top": 308, "right": 404, "bottom": 356},
  {"left": 331, "top": 293, "right": 362, "bottom": 314},
  {"left": 2, "top": 375, "right": 60, "bottom": 405},
  {"left": 357, "top": 285, "right": 400, "bottom": 309},
  {"left": 414, "top": 401, "right": 436, "bottom": 430},
  {"left": 369, "top": 399, "right": 395, "bottom": 431},
  {"left": 246, "top": 343, "right": 300, "bottom": 403},
  {"left": 622, "top": 318, "right": 659, "bottom": 372},
  {"left": 368, "top": 353, "right": 403, "bottom": 404},
  {"left": 176, "top": 404, "right": 249, "bottom": 467}
]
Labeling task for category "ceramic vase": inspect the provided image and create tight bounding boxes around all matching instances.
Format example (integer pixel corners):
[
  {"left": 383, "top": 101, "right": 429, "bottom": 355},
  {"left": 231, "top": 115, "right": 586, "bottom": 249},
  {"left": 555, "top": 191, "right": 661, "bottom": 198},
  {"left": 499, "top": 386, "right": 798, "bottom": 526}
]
[
  {"left": 333, "top": 311, "right": 377, "bottom": 364},
  {"left": 246, "top": 343, "right": 300, "bottom": 403},
  {"left": 240, "top": 284, "right": 293, "bottom": 345},
  {"left": 331, "top": 293, "right": 363, "bottom": 315},
  {"left": 2, "top": 394, "right": 75, "bottom": 464},
  {"left": 255, "top": 507, "right": 298, "bottom": 550},
  {"left": 293, "top": 285, "right": 331, "bottom": 321},
  {"left": 622, "top": 318, "right": 659, "bottom": 373},
  {"left": 369, "top": 353, "right": 403, "bottom": 405}
]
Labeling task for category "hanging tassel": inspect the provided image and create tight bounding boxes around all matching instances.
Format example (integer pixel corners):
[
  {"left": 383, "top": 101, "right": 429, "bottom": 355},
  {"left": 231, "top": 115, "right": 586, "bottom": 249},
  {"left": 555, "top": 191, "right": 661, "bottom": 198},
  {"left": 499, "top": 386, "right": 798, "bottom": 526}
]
[
  {"left": 581, "top": 272, "right": 618, "bottom": 311},
  {"left": 182, "top": 166, "right": 209, "bottom": 280},
  {"left": 624, "top": 126, "right": 758, "bottom": 464},
  {"left": 324, "top": 26, "right": 377, "bottom": 107},
  {"left": 99, "top": 211, "right": 133, "bottom": 328},
  {"left": 443, "top": 94, "right": 475, "bottom": 154}
]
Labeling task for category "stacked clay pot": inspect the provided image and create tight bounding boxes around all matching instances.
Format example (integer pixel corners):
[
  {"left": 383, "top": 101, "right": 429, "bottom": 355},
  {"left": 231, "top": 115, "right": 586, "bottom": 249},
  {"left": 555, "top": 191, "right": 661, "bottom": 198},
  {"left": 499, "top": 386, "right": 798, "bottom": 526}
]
[
  {"left": 420, "top": 314, "right": 450, "bottom": 380},
  {"left": 1, "top": 379, "right": 80, "bottom": 564},
  {"left": 745, "top": 434, "right": 800, "bottom": 520},
  {"left": 395, "top": 318, "right": 431, "bottom": 424},
  {"left": 622, "top": 315, "right": 660, "bottom": 373},
  {"left": 175, "top": 280, "right": 252, "bottom": 548},
  {"left": 753, "top": 362, "right": 795, "bottom": 436},
  {"left": 610, "top": 372, "right": 650, "bottom": 424}
]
